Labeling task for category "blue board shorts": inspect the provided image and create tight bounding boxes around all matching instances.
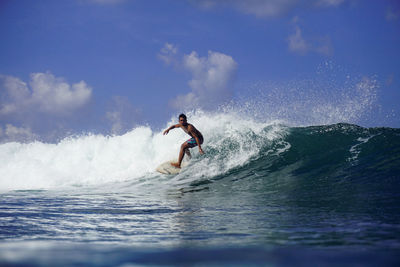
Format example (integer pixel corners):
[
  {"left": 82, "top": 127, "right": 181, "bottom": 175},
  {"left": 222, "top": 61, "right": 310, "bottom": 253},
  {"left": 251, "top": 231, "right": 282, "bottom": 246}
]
[{"left": 186, "top": 137, "right": 203, "bottom": 148}]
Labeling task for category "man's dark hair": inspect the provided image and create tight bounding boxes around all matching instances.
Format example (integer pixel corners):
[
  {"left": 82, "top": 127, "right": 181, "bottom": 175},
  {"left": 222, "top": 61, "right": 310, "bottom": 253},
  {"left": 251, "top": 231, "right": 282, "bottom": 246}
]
[{"left": 179, "top": 113, "right": 187, "bottom": 120}]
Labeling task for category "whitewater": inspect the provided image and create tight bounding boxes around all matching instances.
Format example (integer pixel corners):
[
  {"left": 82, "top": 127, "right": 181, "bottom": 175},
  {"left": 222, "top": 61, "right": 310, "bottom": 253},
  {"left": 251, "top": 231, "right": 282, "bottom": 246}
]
[{"left": 0, "top": 111, "right": 286, "bottom": 192}]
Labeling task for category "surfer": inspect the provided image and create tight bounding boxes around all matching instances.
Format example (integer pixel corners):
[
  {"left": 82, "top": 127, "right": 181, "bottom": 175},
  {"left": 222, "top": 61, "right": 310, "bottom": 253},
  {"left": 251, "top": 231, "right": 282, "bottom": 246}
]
[{"left": 163, "top": 113, "right": 204, "bottom": 168}]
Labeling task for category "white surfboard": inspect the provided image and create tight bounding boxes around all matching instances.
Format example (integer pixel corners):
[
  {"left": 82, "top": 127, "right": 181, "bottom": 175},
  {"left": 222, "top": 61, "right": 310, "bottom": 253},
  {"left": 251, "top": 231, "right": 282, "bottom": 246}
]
[{"left": 156, "top": 160, "right": 189, "bottom": 175}]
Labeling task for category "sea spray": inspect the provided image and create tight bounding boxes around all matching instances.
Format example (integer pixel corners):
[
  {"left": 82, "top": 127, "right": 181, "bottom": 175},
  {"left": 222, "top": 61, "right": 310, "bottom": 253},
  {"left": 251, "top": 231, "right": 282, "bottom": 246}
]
[{"left": 230, "top": 65, "right": 379, "bottom": 127}]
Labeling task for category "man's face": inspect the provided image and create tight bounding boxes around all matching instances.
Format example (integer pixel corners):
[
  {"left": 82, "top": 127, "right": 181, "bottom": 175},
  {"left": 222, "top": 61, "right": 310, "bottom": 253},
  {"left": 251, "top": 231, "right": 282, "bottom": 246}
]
[{"left": 179, "top": 117, "right": 187, "bottom": 126}]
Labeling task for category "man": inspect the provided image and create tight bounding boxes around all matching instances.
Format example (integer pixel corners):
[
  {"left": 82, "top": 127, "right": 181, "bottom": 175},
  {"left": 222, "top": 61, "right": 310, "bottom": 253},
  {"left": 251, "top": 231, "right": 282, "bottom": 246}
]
[{"left": 163, "top": 113, "right": 204, "bottom": 168}]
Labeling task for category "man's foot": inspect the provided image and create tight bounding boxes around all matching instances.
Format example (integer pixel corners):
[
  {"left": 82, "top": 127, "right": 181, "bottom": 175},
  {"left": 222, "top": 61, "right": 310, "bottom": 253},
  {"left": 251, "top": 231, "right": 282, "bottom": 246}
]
[{"left": 171, "top": 162, "right": 181, "bottom": 168}]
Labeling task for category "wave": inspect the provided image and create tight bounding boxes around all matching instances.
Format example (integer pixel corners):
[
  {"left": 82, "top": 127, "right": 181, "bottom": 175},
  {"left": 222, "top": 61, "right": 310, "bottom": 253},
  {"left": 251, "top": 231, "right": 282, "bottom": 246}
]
[
  {"left": 0, "top": 111, "right": 282, "bottom": 191},
  {"left": 1, "top": 110, "right": 399, "bottom": 193}
]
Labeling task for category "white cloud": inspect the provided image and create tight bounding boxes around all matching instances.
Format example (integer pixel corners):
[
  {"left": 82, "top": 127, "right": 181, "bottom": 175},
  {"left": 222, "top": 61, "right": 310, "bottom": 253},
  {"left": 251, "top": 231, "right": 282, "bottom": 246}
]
[
  {"left": 194, "top": 0, "right": 347, "bottom": 18},
  {"left": 287, "top": 18, "right": 333, "bottom": 56},
  {"left": 158, "top": 44, "right": 238, "bottom": 110},
  {"left": 0, "top": 72, "right": 92, "bottom": 117},
  {"left": 315, "top": 0, "right": 345, "bottom": 7},
  {"left": 0, "top": 75, "right": 30, "bottom": 115},
  {"left": 288, "top": 25, "right": 309, "bottom": 54},
  {"left": 170, "top": 50, "right": 237, "bottom": 110},
  {"left": 0, "top": 124, "right": 37, "bottom": 143},
  {"left": 29, "top": 72, "right": 92, "bottom": 114},
  {"left": 194, "top": 0, "right": 296, "bottom": 18},
  {"left": 105, "top": 96, "right": 142, "bottom": 134},
  {"left": 158, "top": 43, "right": 178, "bottom": 65},
  {"left": 106, "top": 110, "right": 123, "bottom": 134},
  {"left": 233, "top": 0, "right": 297, "bottom": 18}
]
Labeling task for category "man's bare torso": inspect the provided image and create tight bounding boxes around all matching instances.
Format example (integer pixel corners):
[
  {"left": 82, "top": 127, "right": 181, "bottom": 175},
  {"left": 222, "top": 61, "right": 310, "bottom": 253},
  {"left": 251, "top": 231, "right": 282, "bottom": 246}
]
[{"left": 182, "top": 123, "right": 203, "bottom": 140}]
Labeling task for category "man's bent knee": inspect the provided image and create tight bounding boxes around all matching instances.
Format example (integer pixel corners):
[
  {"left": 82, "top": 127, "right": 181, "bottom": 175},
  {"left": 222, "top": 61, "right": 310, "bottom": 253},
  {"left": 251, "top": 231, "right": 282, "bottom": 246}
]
[{"left": 181, "top": 143, "right": 190, "bottom": 149}]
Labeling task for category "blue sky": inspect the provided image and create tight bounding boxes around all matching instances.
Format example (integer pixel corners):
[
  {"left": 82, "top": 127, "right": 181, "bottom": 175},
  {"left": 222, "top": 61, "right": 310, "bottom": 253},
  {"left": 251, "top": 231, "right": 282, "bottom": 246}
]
[{"left": 0, "top": 0, "right": 399, "bottom": 142}]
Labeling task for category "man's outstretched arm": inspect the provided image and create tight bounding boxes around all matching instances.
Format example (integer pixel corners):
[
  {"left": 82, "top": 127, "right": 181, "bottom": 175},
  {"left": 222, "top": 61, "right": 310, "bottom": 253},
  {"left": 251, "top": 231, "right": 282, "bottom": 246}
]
[{"left": 163, "top": 124, "right": 180, "bottom": 135}]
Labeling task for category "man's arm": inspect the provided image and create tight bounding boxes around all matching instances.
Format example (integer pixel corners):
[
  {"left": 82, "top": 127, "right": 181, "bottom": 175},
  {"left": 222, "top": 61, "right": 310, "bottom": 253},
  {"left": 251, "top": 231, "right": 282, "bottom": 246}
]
[
  {"left": 163, "top": 124, "right": 180, "bottom": 135},
  {"left": 196, "top": 137, "right": 204, "bottom": 155},
  {"left": 188, "top": 126, "right": 205, "bottom": 154}
]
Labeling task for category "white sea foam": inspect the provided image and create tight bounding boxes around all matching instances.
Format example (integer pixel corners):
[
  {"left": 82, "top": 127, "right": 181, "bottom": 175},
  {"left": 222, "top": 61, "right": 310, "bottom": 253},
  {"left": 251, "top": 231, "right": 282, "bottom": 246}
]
[
  {"left": 348, "top": 134, "right": 377, "bottom": 163},
  {"left": 0, "top": 111, "right": 286, "bottom": 191}
]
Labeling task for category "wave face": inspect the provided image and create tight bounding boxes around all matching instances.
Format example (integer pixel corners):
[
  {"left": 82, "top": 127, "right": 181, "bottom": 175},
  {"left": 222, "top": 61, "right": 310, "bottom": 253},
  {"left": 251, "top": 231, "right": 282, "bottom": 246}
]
[
  {"left": 227, "top": 123, "right": 400, "bottom": 214},
  {"left": 0, "top": 111, "right": 399, "bottom": 199}
]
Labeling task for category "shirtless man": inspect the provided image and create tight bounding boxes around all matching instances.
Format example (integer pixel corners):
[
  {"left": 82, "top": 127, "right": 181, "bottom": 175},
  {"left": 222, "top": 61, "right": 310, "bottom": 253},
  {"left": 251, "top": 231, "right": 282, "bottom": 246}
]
[{"left": 163, "top": 113, "right": 204, "bottom": 168}]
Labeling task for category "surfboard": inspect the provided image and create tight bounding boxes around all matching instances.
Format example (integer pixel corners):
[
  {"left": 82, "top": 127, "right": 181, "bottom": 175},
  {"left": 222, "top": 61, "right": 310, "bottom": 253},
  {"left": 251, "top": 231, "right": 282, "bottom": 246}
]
[{"left": 156, "top": 160, "right": 189, "bottom": 175}]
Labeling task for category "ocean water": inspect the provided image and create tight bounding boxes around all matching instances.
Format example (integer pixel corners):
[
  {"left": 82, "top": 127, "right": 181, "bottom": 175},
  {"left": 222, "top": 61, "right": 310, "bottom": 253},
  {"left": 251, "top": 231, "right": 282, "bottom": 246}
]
[{"left": 1, "top": 111, "right": 400, "bottom": 266}]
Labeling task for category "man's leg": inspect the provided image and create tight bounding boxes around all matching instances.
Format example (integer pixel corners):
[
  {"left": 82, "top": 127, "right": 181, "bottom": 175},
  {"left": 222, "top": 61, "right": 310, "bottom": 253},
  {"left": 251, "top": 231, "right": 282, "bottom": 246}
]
[{"left": 172, "top": 142, "right": 190, "bottom": 168}]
